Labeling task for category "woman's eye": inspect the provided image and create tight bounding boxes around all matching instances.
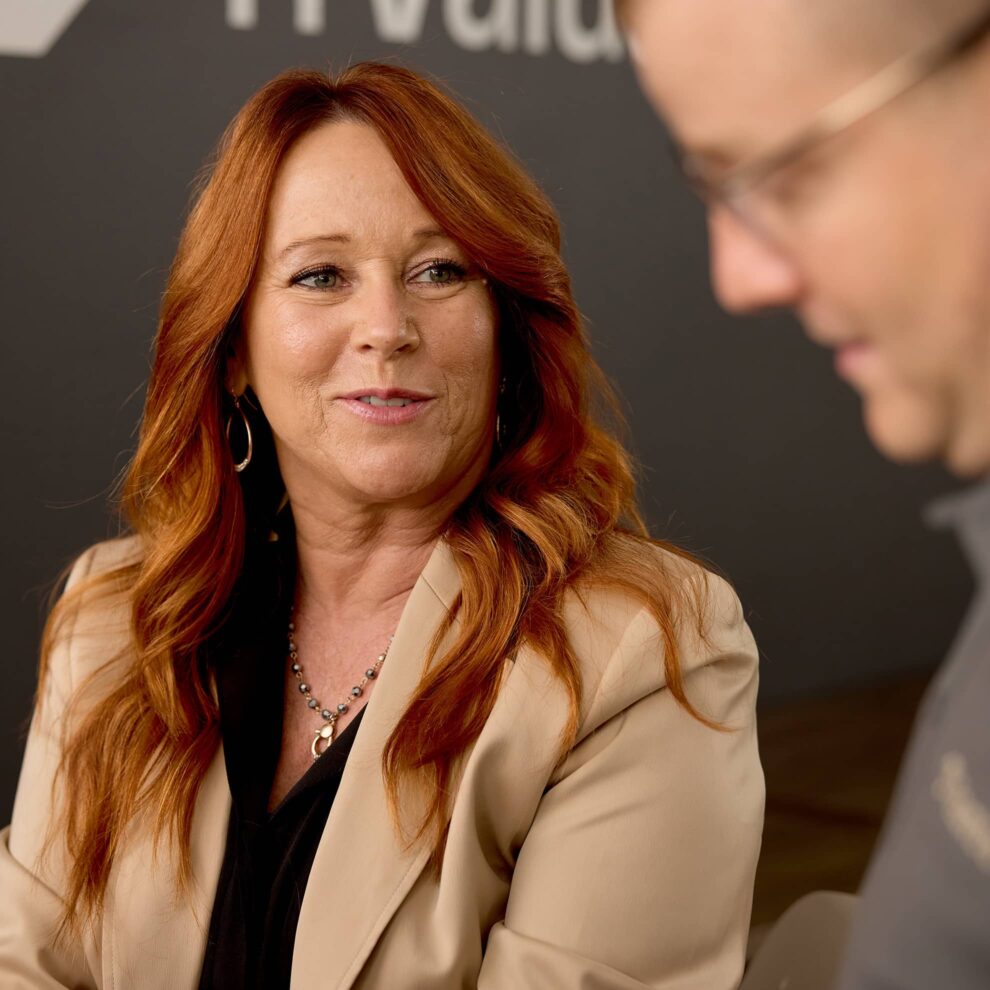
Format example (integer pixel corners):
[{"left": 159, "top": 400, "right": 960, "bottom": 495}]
[
  {"left": 413, "top": 262, "right": 465, "bottom": 286},
  {"left": 294, "top": 268, "right": 338, "bottom": 289}
]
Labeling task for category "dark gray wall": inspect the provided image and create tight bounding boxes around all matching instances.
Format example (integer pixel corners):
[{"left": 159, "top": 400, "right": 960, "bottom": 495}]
[{"left": 1, "top": 0, "right": 973, "bottom": 821}]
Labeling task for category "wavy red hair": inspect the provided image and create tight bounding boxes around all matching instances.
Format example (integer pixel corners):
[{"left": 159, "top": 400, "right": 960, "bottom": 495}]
[{"left": 40, "top": 62, "right": 712, "bottom": 934}]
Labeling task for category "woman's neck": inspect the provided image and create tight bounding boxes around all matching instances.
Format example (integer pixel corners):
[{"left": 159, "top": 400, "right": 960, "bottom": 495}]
[{"left": 288, "top": 499, "right": 443, "bottom": 625}]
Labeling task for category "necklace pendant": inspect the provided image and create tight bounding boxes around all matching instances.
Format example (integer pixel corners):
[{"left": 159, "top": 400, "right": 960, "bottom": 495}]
[
  {"left": 290, "top": 609, "right": 393, "bottom": 762},
  {"left": 311, "top": 722, "right": 334, "bottom": 760}
]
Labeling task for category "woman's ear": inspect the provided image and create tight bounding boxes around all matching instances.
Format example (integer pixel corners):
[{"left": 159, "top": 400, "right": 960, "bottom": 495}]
[{"left": 224, "top": 335, "right": 250, "bottom": 396}]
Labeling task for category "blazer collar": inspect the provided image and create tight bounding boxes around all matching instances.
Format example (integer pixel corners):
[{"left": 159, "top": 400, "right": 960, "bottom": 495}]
[
  {"left": 104, "top": 537, "right": 460, "bottom": 990},
  {"left": 290, "top": 537, "right": 461, "bottom": 989}
]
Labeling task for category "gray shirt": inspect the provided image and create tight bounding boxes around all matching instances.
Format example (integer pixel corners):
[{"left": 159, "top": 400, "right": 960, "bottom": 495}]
[{"left": 837, "top": 478, "right": 990, "bottom": 989}]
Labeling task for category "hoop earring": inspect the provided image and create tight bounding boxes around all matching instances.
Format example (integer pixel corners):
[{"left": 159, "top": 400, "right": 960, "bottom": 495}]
[
  {"left": 226, "top": 395, "right": 253, "bottom": 472},
  {"left": 495, "top": 376, "right": 507, "bottom": 449}
]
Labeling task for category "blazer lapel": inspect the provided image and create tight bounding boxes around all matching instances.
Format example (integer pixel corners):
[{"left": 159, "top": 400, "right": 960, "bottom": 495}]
[
  {"left": 290, "top": 538, "right": 461, "bottom": 990},
  {"left": 105, "top": 742, "right": 232, "bottom": 989}
]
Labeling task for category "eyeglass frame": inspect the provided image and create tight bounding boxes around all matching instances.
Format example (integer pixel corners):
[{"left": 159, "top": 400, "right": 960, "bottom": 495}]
[{"left": 675, "top": 5, "right": 990, "bottom": 216}]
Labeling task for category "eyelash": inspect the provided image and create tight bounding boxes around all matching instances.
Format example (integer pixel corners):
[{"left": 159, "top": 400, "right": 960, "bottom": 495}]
[
  {"left": 289, "top": 257, "right": 468, "bottom": 289},
  {"left": 290, "top": 264, "right": 341, "bottom": 288},
  {"left": 423, "top": 257, "right": 467, "bottom": 281}
]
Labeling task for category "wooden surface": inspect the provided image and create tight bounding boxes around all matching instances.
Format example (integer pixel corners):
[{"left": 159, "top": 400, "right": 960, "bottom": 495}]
[{"left": 751, "top": 673, "right": 931, "bottom": 925}]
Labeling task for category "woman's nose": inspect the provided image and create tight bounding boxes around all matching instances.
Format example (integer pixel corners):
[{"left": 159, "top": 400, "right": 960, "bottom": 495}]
[{"left": 349, "top": 277, "right": 420, "bottom": 358}]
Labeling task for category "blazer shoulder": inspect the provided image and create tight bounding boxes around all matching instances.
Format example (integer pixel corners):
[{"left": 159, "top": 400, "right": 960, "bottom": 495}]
[
  {"left": 44, "top": 535, "right": 143, "bottom": 710},
  {"left": 66, "top": 533, "right": 144, "bottom": 586},
  {"left": 561, "top": 543, "right": 757, "bottom": 740}
]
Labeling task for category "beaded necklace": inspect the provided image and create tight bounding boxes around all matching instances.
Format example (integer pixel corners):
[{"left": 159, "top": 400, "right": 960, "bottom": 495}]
[{"left": 287, "top": 613, "right": 393, "bottom": 760}]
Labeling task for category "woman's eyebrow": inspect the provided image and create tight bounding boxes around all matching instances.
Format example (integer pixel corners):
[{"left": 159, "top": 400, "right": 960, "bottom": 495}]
[
  {"left": 277, "top": 233, "right": 351, "bottom": 261},
  {"left": 277, "top": 227, "right": 452, "bottom": 262},
  {"left": 409, "top": 226, "right": 449, "bottom": 244}
]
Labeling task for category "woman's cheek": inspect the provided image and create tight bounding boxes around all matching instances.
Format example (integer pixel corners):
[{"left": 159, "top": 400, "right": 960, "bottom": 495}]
[{"left": 260, "top": 304, "right": 343, "bottom": 381}]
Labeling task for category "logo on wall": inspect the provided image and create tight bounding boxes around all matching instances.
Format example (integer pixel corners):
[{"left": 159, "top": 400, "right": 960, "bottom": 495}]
[
  {"left": 228, "top": 0, "right": 624, "bottom": 63},
  {"left": 0, "top": 0, "right": 91, "bottom": 57},
  {"left": 1, "top": 0, "right": 622, "bottom": 64}
]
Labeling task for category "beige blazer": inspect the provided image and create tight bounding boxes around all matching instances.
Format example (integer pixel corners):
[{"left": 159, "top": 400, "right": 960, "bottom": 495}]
[{"left": 0, "top": 536, "right": 763, "bottom": 989}]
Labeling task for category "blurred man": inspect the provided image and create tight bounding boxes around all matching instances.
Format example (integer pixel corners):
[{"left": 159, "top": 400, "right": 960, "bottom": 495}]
[{"left": 617, "top": 1, "right": 990, "bottom": 987}]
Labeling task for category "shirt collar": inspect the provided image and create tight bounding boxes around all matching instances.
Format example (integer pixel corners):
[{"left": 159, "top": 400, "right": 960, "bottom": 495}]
[{"left": 925, "top": 475, "right": 990, "bottom": 581}]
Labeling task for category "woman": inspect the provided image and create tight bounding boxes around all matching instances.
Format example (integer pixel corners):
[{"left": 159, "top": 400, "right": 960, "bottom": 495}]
[{"left": 0, "top": 63, "right": 763, "bottom": 989}]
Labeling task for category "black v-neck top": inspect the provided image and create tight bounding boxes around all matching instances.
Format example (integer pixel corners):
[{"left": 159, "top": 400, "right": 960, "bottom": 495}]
[{"left": 197, "top": 533, "right": 366, "bottom": 990}]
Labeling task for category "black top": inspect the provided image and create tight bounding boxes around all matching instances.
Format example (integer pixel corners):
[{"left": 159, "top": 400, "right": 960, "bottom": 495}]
[{"left": 197, "top": 534, "right": 366, "bottom": 990}]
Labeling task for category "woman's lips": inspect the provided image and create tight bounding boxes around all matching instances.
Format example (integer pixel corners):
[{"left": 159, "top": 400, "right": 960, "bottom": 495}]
[{"left": 336, "top": 393, "right": 435, "bottom": 425}]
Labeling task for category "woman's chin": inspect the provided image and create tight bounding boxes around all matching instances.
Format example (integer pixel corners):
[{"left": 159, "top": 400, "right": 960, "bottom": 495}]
[{"left": 339, "top": 466, "right": 448, "bottom": 507}]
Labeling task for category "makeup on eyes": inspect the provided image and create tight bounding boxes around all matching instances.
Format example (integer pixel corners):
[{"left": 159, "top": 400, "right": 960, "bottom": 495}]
[{"left": 288, "top": 257, "right": 470, "bottom": 291}]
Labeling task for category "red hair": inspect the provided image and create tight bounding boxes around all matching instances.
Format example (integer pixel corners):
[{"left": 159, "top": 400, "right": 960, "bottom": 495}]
[{"left": 40, "top": 62, "right": 711, "bottom": 933}]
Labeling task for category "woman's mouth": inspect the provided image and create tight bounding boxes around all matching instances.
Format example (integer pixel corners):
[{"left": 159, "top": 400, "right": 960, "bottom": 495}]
[
  {"left": 337, "top": 389, "right": 435, "bottom": 424},
  {"left": 357, "top": 395, "right": 416, "bottom": 408}
]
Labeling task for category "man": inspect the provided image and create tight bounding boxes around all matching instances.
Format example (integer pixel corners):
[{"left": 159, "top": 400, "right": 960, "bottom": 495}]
[{"left": 616, "top": 0, "right": 990, "bottom": 987}]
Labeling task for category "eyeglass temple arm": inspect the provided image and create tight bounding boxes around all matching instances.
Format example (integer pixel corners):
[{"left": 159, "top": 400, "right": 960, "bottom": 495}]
[{"left": 705, "top": 4, "right": 990, "bottom": 199}]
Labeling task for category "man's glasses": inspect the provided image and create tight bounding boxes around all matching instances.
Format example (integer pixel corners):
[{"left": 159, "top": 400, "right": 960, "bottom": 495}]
[{"left": 675, "top": 5, "right": 990, "bottom": 244}]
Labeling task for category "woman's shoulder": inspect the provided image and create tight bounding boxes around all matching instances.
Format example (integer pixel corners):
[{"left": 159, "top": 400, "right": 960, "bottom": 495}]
[
  {"left": 44, "top": 535, "right": 143, "bottom": 703},
  {"left": 66, "top": 533, "right": 144, "bottom": 587},
  {"left": 560, "top": 538, "right": 757, "bottom": 739},
  {"left": 61, "top": 535, "right": 143, "bottom": 637},
  {"left": 562, "top": 538, "right": 750, "bottom": 670}
]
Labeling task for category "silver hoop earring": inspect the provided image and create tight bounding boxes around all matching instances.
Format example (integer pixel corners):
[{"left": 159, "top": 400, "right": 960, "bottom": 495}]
[{"left": 226, "top": 395, "right": 253, "bottom": 472}]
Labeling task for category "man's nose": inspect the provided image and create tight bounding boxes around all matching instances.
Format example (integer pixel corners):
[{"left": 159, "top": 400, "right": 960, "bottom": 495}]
[
  {"left": 707, "top": 205, "right": 804, "bottom": 314},
  {"left": 350, "top": 278, "right": 420, "bottom": 359}
]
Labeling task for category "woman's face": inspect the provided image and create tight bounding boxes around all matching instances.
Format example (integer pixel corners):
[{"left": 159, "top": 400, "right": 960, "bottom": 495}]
[{"left": 235, "top": 120, "right": 499, "bottom": 516}]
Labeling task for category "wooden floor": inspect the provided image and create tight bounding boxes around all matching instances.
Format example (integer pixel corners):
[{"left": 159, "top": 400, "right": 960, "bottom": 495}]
[{"left": 751, "top": 672, "right": 930, "bottom": 926}]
